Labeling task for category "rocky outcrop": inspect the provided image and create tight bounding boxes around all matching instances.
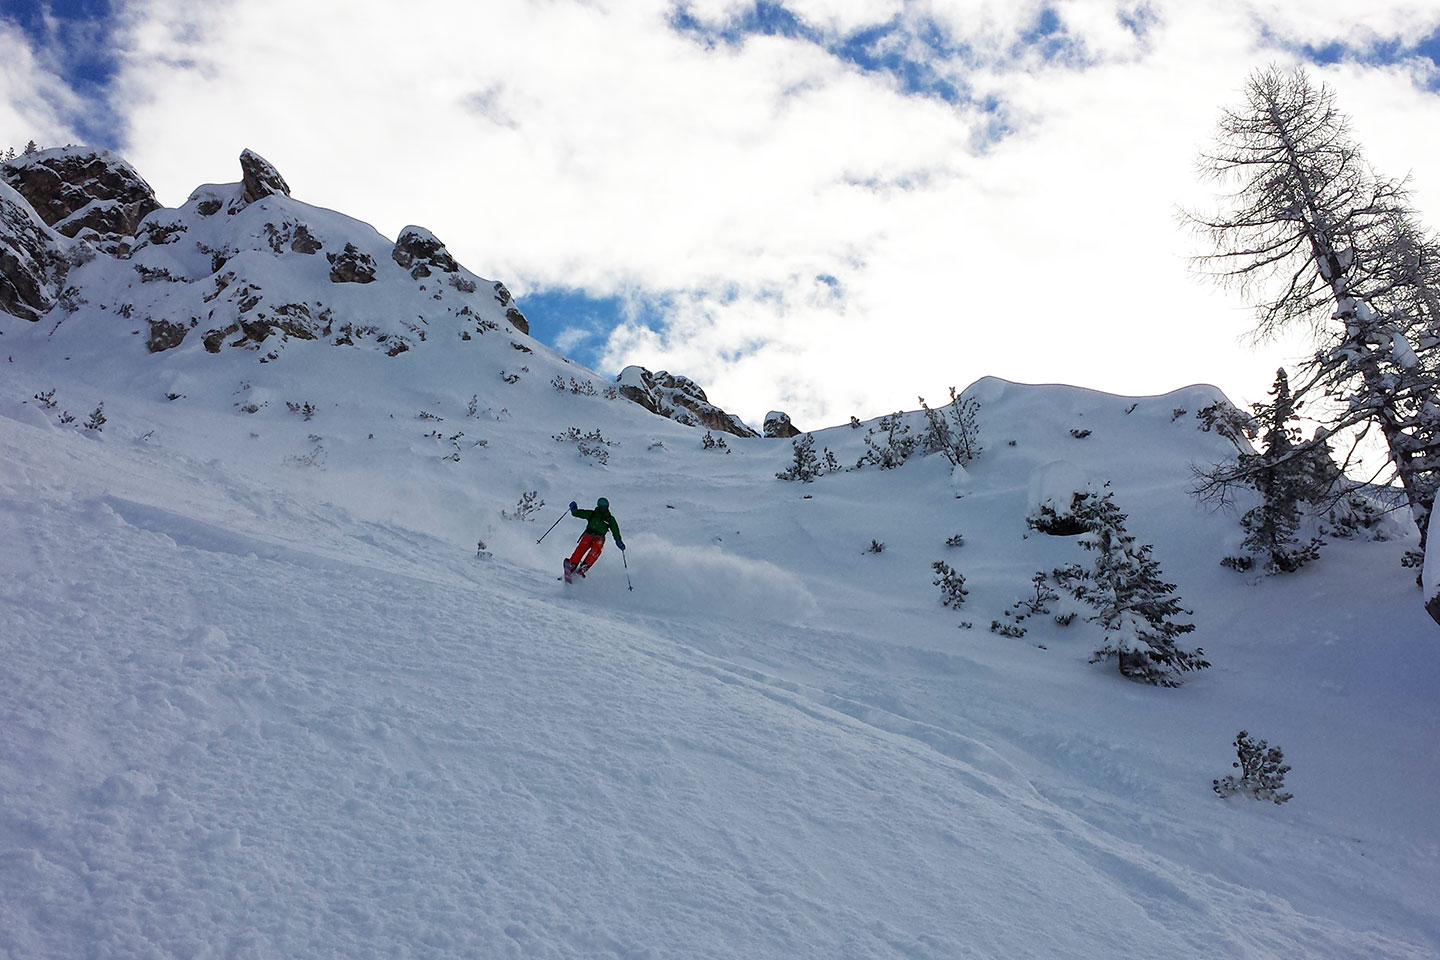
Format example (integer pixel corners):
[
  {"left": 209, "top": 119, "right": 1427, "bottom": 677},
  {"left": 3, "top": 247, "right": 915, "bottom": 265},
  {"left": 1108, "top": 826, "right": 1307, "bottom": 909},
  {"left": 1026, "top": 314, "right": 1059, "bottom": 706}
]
[
  {"left": 0, "top": 180, "right": 70, "bottom": 323},
  {"left": 391, "top": 225, "right": 459, "bottom": 278},
  {"left": 490, "top": 282, "right": 529, "bottom": 334},
  {"left": 1, "top": 147, "right": 159, "bottom": 243},
  {"left": 616, "top": 365, "right": 759, "bottom": 438},
  {"left": 763, "top": 411, "right": 802, "bottom": 438},
  {"left": 239, "top": 149, "right": 290, "bottom": 205},
  {"left": 327, "top": 243, "right": 377, "bottom": 283}
]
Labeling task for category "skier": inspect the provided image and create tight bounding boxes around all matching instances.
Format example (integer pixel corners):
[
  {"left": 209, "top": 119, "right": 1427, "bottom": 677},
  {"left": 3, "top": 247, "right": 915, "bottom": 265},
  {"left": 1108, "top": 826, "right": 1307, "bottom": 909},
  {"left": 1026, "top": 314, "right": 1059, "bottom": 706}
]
[{"left": 564, "top": 497, "right": 624, "bottom": 582}]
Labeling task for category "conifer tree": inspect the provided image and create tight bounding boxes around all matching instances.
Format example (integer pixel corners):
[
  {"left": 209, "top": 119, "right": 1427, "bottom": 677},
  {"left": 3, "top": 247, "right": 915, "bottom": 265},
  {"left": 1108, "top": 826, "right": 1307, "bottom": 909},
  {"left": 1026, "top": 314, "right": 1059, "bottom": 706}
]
[
  {"left": 1191, "top": 66, "right": 1440, "bottom": 602},
  {"left": 1202, "top": 369, "right": 1325, "bottom": 573},
  {"left": 1052, "top": 491, "right": 1209, "bottom": 686}
]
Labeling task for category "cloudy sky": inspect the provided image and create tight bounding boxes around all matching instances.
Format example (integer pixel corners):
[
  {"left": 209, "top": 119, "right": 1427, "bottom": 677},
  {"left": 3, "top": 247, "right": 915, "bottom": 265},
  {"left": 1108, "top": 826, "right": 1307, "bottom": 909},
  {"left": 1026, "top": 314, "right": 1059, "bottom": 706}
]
[{"left": 5, "top": 1, "right": 1440, "bottom": 429}]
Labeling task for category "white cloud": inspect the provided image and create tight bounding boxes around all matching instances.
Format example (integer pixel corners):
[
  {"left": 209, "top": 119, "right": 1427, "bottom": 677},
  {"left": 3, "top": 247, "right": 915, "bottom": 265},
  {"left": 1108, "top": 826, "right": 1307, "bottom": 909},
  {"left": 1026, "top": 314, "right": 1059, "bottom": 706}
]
[
  {"left": 0, "top": 23, "right": 86, "bottom": 149},
  {"left": 12, "top": 0, "right": 1440, "bottom": 428}
]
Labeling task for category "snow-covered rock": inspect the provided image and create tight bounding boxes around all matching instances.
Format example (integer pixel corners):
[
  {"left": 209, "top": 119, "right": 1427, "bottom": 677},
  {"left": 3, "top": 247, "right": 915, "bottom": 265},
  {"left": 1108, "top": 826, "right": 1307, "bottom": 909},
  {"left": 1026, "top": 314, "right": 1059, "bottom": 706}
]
[
  {"left": 327, "top": 242, "right": 378, "bottom": 284},
  {"left": 391, "top": 225, "right": 459, "bottom": 278},
  {"left": 763, "top": 410, "right": 801, "bottom": 438},
  {"left": 0, "top": 179, "right": 71, "bottom": 324},
  {"left": 0, "top": 146, "right": 159, "bottom": 246},
  {"left": 238, "top": 148, "right": 290, "bottom": 206},
  {"left": 617, "top": 365, "right": 759, "bottom": 438},
  {"left": 1, "top": 144, "right": 541, "bottom": 360}
]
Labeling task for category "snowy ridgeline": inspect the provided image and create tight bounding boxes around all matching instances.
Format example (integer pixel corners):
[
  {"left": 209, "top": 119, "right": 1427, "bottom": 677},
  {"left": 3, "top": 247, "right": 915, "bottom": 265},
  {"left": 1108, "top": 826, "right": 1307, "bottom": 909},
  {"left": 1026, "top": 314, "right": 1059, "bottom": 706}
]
[{"left": 2, "top": 149, "right": 1438, "bottom": 959}]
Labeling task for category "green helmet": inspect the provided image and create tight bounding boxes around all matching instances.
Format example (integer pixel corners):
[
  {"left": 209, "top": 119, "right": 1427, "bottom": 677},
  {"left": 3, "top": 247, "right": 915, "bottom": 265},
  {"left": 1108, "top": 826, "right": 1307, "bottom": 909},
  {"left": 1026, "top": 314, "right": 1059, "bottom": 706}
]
[{"left": 596, "top": 497, "right": 609, "bottom": 510}]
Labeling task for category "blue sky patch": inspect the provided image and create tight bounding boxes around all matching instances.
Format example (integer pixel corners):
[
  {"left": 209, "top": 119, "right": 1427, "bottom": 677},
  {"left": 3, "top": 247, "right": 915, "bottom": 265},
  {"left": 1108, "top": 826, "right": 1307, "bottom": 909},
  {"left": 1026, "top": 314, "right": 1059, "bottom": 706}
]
[
  {"left": 518, "top": 287, "right": 671, "bottom": 375},
  {"left": 1268, "top": 25, "right": 1440, "bottom": 91},
  {"left": 4, "top": 0, "right": 125, "bottom": 145},
  {"left": 670, "top": 2, "right": 974, "bottom": 107}
]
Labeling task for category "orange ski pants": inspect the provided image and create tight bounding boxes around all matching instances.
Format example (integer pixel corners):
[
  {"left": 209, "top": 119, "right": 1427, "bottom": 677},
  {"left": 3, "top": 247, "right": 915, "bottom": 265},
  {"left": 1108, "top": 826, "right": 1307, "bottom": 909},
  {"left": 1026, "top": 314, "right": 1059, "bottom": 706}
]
[{"left": 569, "top": 533, "right": 605, "bottom": 570}]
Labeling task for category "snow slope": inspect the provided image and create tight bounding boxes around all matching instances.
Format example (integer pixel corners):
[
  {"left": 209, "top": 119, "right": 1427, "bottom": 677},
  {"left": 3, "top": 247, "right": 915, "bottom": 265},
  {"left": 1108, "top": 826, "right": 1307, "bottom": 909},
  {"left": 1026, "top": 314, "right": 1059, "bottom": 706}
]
[{"left": 2, "top": 183, "right": 1438, "bottom": 958}]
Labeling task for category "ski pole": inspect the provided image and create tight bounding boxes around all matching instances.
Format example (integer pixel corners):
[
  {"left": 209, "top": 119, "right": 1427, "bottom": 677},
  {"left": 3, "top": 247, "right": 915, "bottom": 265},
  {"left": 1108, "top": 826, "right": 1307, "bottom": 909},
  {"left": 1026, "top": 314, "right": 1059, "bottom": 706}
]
[
  {"left": 536, "top": 511, "right": 567, "bottom": 544},
  {"left": 622, "top": 549, "right": 633, "bottom": 591}
]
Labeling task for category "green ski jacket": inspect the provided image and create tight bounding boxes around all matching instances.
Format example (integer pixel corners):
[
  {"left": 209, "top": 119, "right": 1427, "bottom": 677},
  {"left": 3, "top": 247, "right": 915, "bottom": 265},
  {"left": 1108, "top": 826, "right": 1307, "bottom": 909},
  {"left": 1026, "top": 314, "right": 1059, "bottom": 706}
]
[{"left": 571, "top": 506, "right": 622, "bottom": 542}]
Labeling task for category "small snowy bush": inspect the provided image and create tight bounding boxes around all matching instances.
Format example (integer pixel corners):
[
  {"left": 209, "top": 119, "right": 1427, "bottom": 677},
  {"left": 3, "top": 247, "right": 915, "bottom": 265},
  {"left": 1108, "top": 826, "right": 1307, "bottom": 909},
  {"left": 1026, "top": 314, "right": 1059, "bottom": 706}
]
[
  {"left": 932, "top": 561, "right": 968, "bottom": 608},
  {"left": 919, "top": 388, "right": 982, "bottom": 466},
  {"left": 503, "top": 491, "right": 546, "bottom": 521},
  {"left": 858, "top": 412, "right": 919, "bottom": 469},
  {"left": 84, "top": 404, "right": 106, "bottom": 432},
  {"left": 553, "top": 427, "right": 613, "bottom": 465},
  {"left": 701, "top": 430, "right": 729, "bottom": 453},
  {"left": 1213, "top": 731, "right": 1293, "bottom": 804},
  {"left": 777, "top": 433, "right": 838, "bottom": 482}
]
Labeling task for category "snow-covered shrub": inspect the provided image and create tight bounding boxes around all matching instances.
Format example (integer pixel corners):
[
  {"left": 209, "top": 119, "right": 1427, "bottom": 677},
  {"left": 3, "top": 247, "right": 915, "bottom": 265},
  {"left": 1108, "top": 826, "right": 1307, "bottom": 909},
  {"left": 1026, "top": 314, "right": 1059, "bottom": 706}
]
[
  {"left": 552, "top": 376, "right": 598, "bottom": 396},
  {"left": 858, "top": 412, "right": 919, "bottom": 469},
  {"left": 553, "top": 427, "right": 612, "bottom": 465},
  {"left": 284, "top": 435, "right": 326, "bottom": 468},
  {"left": 33, "top": 388, "right": 56, "bottom": 409},
  {"left": 444, "top": 432, "right": 465, "bottom": 462},
  {"left": 1069, "top": 428, "right": 1091, "bottom": 439},
  {"left": 867, "top": 540, "right": 885, "bottom": 554},
  {"left": 932, "top": 561, "right": 968, "bottom": 608},
  {"left": 84, "top": 404, "right": 106, "bottom": 431},
  {"left": 918, "top": 388, "right": 982, "bottom": 466},
  {"left": 1026, "top": 462, "right": 1097, "bottom": 536},
  {"left": 1213, "top": 731, "right": 1293, "bottom": 804},
  {"left": 1051, "top": 490, "right": 1209, "bottom": 686},
  {"left": 701, "top": 430, "right": 729, "bottom": 453},
  {"left": 286, "top": 401, "right": 316, "bottom": 421},
  {"left": 777, "top": 433, "right": 838, "bottom": 482},
  {"left": 1320, "top": 489, "right": 1393, "bottom": 541},
  {"left": 991, "top": 573, "right": 1058, "bottom": 639},
  {"left": 503, "top": 491, "right": 545, "bottom": 521},
  {"left": 945, "top": 534, "right": 964, "bottom": 548},
  {"left": 1014, "top": 572, "right": 1058, "bottom": 618},
  {"left": 1195, "top": 399, "right": 1254, "bottom": 450}
]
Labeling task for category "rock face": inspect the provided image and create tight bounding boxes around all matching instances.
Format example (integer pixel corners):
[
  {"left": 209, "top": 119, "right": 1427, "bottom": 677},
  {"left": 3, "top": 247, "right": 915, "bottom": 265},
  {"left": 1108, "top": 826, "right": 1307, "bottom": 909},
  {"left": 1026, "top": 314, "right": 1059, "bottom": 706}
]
[
  {"left": 239, "top": 149, "right": 290, "bottom": 205},
  {"left": 491, "top": 282, "right": 529, "bottom": 334},
  {"left": 327, "top": 243, "right": 377, "bottom": 283},
  {"left": 391, "top": 226, "right": 459, "bottom": 278},
  {"left": 763, "top": 411, "right": 802, "bottom": 438},
  {"left": 2, "top": 143, "right": 534, "bottom": 363},
  {"left": 1, "top": 147, "right": 159, "bottom": 243},
  {"left": 616, "top": 365, "right": 759, "bottom": 438},
  {"left": 0, "top": 180, "right": 70, "bottom": 323}
]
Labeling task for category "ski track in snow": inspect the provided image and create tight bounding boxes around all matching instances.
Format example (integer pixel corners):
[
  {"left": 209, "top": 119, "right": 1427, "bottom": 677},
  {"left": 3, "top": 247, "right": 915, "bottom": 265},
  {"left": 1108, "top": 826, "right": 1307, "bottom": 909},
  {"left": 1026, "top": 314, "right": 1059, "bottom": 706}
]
[{"left": 1, "top": 318, "right": 1438, "bottom": 955}]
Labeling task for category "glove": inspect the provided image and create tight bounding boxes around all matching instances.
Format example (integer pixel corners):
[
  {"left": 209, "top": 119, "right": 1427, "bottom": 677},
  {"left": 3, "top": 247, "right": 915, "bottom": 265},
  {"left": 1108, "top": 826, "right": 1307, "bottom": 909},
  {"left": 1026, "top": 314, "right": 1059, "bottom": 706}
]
[
  {"left": 569, "top": 501, "right": 578, "bottom": 511},
  {"left": 617, "top": 541, "right": 626, "bottom": 551}
]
